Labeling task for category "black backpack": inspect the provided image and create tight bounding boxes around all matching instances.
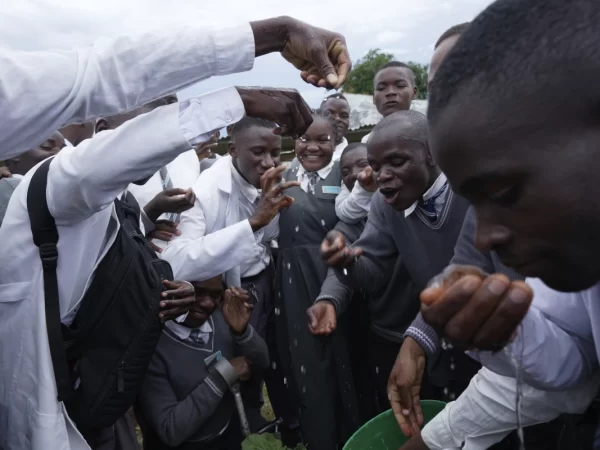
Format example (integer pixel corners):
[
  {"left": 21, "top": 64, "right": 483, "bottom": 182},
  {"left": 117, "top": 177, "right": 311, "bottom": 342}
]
[{"left": 27, "top": 158, "right": 174, "bottom": 431}]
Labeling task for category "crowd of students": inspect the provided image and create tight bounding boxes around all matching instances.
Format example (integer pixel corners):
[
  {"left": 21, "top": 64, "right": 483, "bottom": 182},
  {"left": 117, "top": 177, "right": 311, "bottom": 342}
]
[{"left": 3, "top": 0, "right": 600, "bottom": 449}]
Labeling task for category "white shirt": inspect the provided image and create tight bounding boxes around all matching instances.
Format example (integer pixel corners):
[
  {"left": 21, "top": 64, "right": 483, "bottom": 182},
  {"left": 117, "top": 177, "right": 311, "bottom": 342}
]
[
  {"left": 0, "top": 23, "right": 254, "bottom": 160},
  {"left": 161, "top": 155, "right": 278, "bottom": 288},
  {"left": 296, "top": 160, "right": 334, "bottom": 194},
  {"left": 0, "top": 24, "right": 253, "bottom": 450},
  {"left": 167, "top": 319, "right": 213, "bottom": 343},
  {"left": 404, "top": 172, "right": 448, "bottom": 217},
  {"left": 64, "top": 139, "right": 74, "bottom": 147},
  {"left": 331, "top": 137, "right": 348, "bottom": 161},
  {"left": 422, "top": 367, "right": 600, "bottom": 450},
  {"left": 335, "top": 180, "right": 374, "bottom": 224},
  {"left": 360, "top": 132, "right": 371, "bottom": 144}
]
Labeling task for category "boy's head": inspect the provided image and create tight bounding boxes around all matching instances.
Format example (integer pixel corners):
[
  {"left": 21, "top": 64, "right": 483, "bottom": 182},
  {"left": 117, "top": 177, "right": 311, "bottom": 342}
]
[
  {"left": 295, "top": 110, "right": 340, "bottom": 173},
  {"left": 59, "top": 122, "right": 94, "bottom": 146},
  {"left": 429, "top": 22, "right": 470, "bottom": 86},
  {"left": 368, "top": 110, "right": 438, "bottom": 211},
  {"left": 340, "top": 143, "right": 369, "bottom": 191},
  {"left": 428, "top": 0, "right": 600, "bottom": 292},
  {"left": 228, "top": 117, "right": 281, "bottom": 189},
  {"left": 320, "top": 93, "right": 351, "bottom": 144},
  {"left": 373, "top": 61, "right": 417, "bottom": 117},
  {"left": 6, "top": 131, "right": 65, "bottom": 176},
  {"left": 184, "top": 275, "right": 225, "bottom": 328}
]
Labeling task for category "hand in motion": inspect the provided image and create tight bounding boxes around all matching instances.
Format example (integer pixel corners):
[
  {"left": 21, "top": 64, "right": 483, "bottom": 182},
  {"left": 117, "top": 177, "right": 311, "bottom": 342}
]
[
  {"left": 307, "top": 302, "right": 337, "bottom": 336},
  {"left": 320, "top": 230, "right": 362, "bottom": 269},
  {"left": 222, "top": 287, "right": 254, "bottom": 335}
]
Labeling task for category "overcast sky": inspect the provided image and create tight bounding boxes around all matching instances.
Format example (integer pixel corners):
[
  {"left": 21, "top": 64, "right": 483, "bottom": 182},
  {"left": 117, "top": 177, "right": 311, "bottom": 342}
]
[{"left": 1, "top": 0, "right": 493, "bottom": 107}]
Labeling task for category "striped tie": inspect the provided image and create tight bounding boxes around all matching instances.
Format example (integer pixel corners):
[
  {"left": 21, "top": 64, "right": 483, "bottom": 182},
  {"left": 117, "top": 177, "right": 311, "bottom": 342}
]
[
  {"left": 159, "top": 166, "right": 180, "bottom": 223},
  {"left": 307, "top": 172, "right": 320, "bottom": 194},
  {"left": 418, "top": 182, "right": 448, "bottom": 223}
]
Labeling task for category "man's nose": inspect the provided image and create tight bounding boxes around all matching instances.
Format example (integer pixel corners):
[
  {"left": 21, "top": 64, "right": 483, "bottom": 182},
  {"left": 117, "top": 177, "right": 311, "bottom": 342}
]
[{"left": 475, "top": 207, "right": 512, "bottom": 252}]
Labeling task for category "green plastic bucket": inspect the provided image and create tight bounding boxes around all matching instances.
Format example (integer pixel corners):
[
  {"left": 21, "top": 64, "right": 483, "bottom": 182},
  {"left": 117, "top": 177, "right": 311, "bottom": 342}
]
[{"left": 343, "top": 400, "right": 446, "bottom": 449}]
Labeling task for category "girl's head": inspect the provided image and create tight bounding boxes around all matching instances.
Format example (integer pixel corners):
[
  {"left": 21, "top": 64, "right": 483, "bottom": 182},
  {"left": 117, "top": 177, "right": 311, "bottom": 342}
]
[{"left": 295, "top": 110, "right": 339, "bottom": 173}]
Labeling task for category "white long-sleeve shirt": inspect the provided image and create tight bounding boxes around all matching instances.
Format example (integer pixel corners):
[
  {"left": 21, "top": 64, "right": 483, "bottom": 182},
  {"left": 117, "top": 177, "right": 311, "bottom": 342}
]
[
  {"left": 0, "top": 23, "right": 254, "bottom": 159},
  {"left": 0, "top": 25, "right": 252, "bottom": 450},
  {"left": 334, "top": 180, "right": 374, "bottom": 224}
]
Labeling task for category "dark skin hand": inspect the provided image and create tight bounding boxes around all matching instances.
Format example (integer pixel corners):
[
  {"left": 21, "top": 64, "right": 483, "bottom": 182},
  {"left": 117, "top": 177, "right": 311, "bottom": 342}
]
[
  {"left": 144, "top": 188, "right": 195, "bottom": 222},
  {"left": 357, "top": 166, "right": 377, "bottom": 192},
  {"left": 387, "top": 337, "right": 426, "bottom": 437},
  {"left": 146, "top": 220, "right": 180, "bottom": 253},
  {"left": 307, "top": 301, "right": 337, "bottom": 336},
  {"left": 222, "top": 287, "right": 255, "bottom": 335},
  {"left": 235, "top": 87, "right": 314, "bottom": 139},
  {"left": 398, "top": 435, "right": 430, "bottom": 450},
  {"left": 248, "top": 165, "right": 299, "bottom": 232},
  {"left": 250, "top": 16, "right": 351, "bottom": 89},
  {"left": 420, "top": 270, "right": 533, "bottom": 350},
  {"left": 0, "top": 167, "right": 12, "bottom": 179},
  {"left": 195, "top": 132, "right": 219, "bottom": 160},
  {"left": 229, "top": 356, "right": 252, "bottom": 382},
  {"left": 159, "top": 280, "right": 196, "bottom": 322},
  {"left": 320, "top": 230, "right": 363, "bottom": 269}
]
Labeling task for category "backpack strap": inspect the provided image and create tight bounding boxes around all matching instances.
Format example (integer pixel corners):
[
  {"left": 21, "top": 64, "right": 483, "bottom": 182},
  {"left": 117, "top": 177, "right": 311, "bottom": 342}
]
[{"left": 27, "top": 158, "right": 73, "bottom": 402}]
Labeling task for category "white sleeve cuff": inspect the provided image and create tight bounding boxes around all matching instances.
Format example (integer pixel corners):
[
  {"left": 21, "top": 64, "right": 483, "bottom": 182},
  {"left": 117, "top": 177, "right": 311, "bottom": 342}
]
[
  {"left": 213, "top": 23, "right": 255, "bottom": 76},
  {"left": 179, "top": 87, "right": 245, "bottom": 146}
]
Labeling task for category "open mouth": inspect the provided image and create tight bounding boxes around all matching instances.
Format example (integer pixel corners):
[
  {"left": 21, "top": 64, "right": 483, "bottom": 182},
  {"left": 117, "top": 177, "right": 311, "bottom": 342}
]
[
  {"left": 379, "top": 186, "right": 400, "bottom": 204},
  {"left": 300, "top": 154, "right": 323, "bottom": 162}
]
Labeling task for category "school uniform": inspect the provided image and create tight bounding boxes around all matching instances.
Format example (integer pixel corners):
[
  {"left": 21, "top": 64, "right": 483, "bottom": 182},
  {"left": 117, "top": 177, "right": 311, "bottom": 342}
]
[
  {"left": 0, "top": 22, "right": 256, "bottom": 160},
  {"left": 287, "top": 138, "right": 348, "bottom": 174},
  {"left": 334, "top": 180, "right": 375, "bottom": 225},
  {"left": 0, "top": 82, "right": 248, "bottom": 449},
  {"left": 136, "top": 313, "right": 269, "bottom": 450},
  {"left": 276, "top": 161, "right": 360, "bottom": 450}
]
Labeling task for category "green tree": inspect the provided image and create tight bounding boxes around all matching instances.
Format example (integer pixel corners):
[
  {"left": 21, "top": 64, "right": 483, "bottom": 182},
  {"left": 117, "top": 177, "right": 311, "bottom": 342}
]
[{"left": 343, "top": 49, "right": 429, "bottom": 99}]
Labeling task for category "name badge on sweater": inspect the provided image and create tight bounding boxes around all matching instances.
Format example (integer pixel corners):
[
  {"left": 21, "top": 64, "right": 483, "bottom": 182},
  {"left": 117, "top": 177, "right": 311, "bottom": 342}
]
[
  {"left": 322, "top": 186, "right": 341, "bottom": 195},
  {"left": 204, "top": 350, "right": 222, "bottom": 367}
]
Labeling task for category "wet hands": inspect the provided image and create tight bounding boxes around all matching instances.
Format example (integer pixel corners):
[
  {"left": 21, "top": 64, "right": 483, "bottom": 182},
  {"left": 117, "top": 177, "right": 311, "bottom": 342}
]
[
  {"left": 144, "top": 188, "right": 195, "bottom": 222},
  {"left": 146, "top": 220, "right": 180, "bottom": 253},
  {"left": 249, "top": 166, "right": 299, "bottom": 232},
  {"left": 307, "top": 301, "right": 337, "bottom": 336},
  {"left": 222, "top": 287, "right": 254, "bottom": 335},
  {"left": 420, "top": 265, "right": 533, "bottom": 350},
  {"left": 229, "top": 356, "right": 252, "bottom": 382},
  {"left": 387, "top": 337, "right": 426, "bottom": 437},
  {"left": 159, "top": 280, "right": 195, "bottom": 322},
  {"left": 320, "top": 230, "right": 363, "bottom": 269}
]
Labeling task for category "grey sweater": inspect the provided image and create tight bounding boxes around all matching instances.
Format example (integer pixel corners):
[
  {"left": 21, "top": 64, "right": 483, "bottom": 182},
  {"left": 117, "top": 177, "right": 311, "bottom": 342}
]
[
  {"left": 404, "top": 206, "right": 524, "bottom": 354},
  {"left": 137, "top": 311, "right": 269, "bottom": 450}
]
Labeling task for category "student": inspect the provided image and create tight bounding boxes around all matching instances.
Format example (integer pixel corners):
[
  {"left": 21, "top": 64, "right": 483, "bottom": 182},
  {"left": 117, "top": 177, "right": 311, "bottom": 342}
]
[
  {"left": 361, "top": 61, "right": 417, "bottom": 144},
  {"left": 0, "top": 84, "right": 316, "bottom": 449},
  {"left": 0, "top": 17, "right": 351, "bottom": 159},
  {"left": 136, "top": 276, "right": 269, "bottom": 450},
  {"left": 334, "top": 142, "right": 377, "bottom": 224},
  {"left": 321, "top": 110, "right": 480, "bottom": 410},
  {"left": 160, "top": 117, "right": 296, "bottom": 437},
  {"left": 321, "top": 93, "right": 351, "bottom": 160},
  {"left": 4, "top": 131, "right": 66, "bottom": 178},
  {"left": 277, "top": 110, "right": 360, "bottom": 450},
  {"left": 59, "top": 123, "right": 94, "bottom": 147}
]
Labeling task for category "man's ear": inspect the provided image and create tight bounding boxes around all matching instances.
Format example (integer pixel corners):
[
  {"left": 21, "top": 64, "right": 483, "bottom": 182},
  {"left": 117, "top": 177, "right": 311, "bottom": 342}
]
[
  {"left": 228, "top": 141, "right": 237, "bottom": 158},
  {"left": 412, "top": 85, "right": 418, "bottom": 99},
  {"left": 95, "top": 118, "right": 108, "bottom": 134}
]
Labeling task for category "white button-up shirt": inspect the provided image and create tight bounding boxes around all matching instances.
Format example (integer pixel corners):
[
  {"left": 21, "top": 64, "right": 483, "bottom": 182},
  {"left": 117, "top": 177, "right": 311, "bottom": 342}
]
[
  {"left": 334, "top": 180, "right": 374, "bottom": 224},
  {"left": 404, "top": 172, "right": 448, "bottom": 218},
  {"left": 296, "top": 160, "right": 334, "bottom": 194},
  {"left": 0, "top": 24, "right": 253, "bottom": 450}
]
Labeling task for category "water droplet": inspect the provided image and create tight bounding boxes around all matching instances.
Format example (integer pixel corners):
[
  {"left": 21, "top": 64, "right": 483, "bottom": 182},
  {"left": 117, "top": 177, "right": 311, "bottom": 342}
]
[
  {"left": 375, "top": 366, "right": 379, "bottom": 374},
  {"left": 443, "top": 387, "right": 449, "bottom": 395},
  {"left": 289, "top": 277, "right": 292, "bottom": 284},
  {"left": 449, "top": 393, "right": 456, "bottom": 400},
  {"left": 302, "top": 386, "right": 307, "bottom": 394},
  {"left": 284, "top": 377, "right": 287, "bottom": 385},
  {"left": 300, "top": 365, "right": 305, "bottom": 374},
  {"left": 295, "top": 225, "right": 300, "bottom": 232},
  {"left": 442, "top": 340, "right": 447, "bottom": 350},
  {"left": 321, "top": 219, "right": 326, "bottom": 226},
  {"left": 343, "top": 268, "right": 348, "bottom": 276},
  {"left": 287, "top": 262, "right": 291, "bottom": 270},
  {"left": 272, "top": 362, "right": 277, "bottom": 370},
  {"left": 294, "top": 339, "right": 298, "bottom": 347},
  {"left": 450, "top": 363, "right": 456, "bottom": 371},
  {"left": 274, "top": 307, "right": 280, "bottom": 316}
]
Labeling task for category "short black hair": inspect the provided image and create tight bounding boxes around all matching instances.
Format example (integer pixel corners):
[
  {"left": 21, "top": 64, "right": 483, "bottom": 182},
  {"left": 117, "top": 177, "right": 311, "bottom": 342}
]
[
  {"left": 371, "top": 110, "right": 429, "bottom": 149},
  {"left": 230, "top": 117, "right": 276, "bottom": 143},
  {"left": 308, "top": 109, "right": 341, "bottom": 144},
  {"left": 340, "top": 142, "right": 367, "bottom": 161},
  {"left": 321, "top": 93, "right": 349, "bottom": 106},
  {"left": 428, "top": 0, "right": 599, "bottom": 126},
  {"left": 375, "top": 61, "right": 416, "bottom": 85},
  {"left": 434, "top": 22, "right": 470, "bottom": 49}
]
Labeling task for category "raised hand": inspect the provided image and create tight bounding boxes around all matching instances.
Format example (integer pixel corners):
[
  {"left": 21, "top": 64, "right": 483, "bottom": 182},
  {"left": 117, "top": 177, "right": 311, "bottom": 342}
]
[
  {"left": 144, "top": 188, "right": 196, "bottom": 222},
  {"left": 387, "top": 337, "right": 426, "bottom": 437},
  {"left": 248, "top": 166, "right": 299, "bottom": 231},
  {"left": 307, "top": 302, "right": 337, "bottom": 336},
  {"left": 222, "top": 287, "right": 254, "bottom": 335},
  {"left": 250, "top": 17, "right": 351, "bottom": 89},
  {"left": 146, "top": 220, "right": 180, "bottom": 253},
  {"left": 236, "top": 87, "right": 313, "bottom": 138},
  {"left": 320, "top": 230, "right": 362, "bottom": 269},
  {"left": 357, "top": 166, "right": 377, "bottom": 192},
  {"left": 159, "top": 280, "right": 195, "bottom": 322}
]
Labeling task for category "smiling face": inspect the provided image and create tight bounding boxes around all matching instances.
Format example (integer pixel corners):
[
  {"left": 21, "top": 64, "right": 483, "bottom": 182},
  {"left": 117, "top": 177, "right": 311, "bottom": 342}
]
[
  {"left": 295, "top": 116, "right": 336, "bottom": 173},
  {"left": 373, "top": 67, "right": 417, "bottom": 117},
  {"left": 431, "top": 89, "right": 600, "bottom": 292},
  {"left": 367, "top": 120, "right": 435, "bottom": 211},
  {"left": 230, "top": 125, "right": 282, "bottom": 188},
  {"left": 321, "top": 97, "right": 350, "bottom": 143},
  {"left": 340, "top": 144, "right": 369, "bottom": 191},
  {"left": 184, "top": 276, "right": 224, "bottom": 328}
]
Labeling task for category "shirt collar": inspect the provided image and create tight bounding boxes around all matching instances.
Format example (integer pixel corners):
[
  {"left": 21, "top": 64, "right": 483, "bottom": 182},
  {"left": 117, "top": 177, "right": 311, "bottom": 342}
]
[
  {"left": 404, "top": 173, "right": 448, "bottom": 217},
  {"left": 296, "top": 159, "right": 335, "bottom": 181},
  {"left": 166, "top": 319, "right": 213, "bottom": 340},
  {"left": 230, "top": 159, "right": 259, "bottom": 204},
  {"left": 332, "top": 138, "right": 348, "bottom": 161}
]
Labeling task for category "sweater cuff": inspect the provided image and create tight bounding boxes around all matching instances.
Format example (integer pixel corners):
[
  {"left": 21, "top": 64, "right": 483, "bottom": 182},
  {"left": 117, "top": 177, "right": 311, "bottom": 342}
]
[
  {"left": 314, "top": 296, "right": 340, "bottom": 314},
  {"left": 207, "top": 367, "right": 231, "bottom": 394},
  {"left": 404, "top": 313, "right": 440, "bottom": 356},
  {"left": 213, "top": 358, "right": 238, "bottom": 387},
  {"left": 232, "top": 325, "right": 254, "bottom": 345}
]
